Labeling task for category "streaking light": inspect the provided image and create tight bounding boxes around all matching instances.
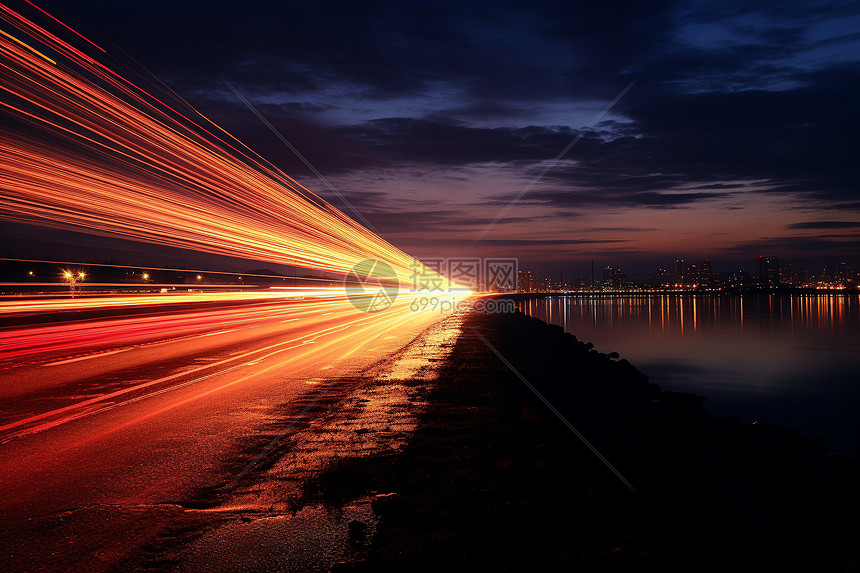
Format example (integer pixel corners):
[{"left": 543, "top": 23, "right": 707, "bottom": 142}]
[{"left": 0, "top": 3, "right": 458, "bottom": 291}]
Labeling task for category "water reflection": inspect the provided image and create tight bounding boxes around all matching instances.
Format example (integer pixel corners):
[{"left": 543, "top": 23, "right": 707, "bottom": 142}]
[
  {"left": 521, "top": 294, "right": 860, "bottom": 337},
  {"left": 519, "top": 294, "right": 860, "bottom": 458}
]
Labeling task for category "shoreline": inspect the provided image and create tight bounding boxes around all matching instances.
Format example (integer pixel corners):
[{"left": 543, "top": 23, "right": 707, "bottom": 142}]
[{"left": 306, "top": 308, "right": 859, "bottom": 571}]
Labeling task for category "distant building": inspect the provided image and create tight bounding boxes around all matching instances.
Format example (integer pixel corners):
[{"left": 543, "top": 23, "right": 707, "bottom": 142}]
[
  {"left": 683, "top": 259, "right": 713, "bottom": 289},
  {"left": 783, "top": 263, "right": 798, "bottom": 286},
  {"left": 700, "top": 259, "right": 712, "bottom": 288},
  {"left": 755, "top": 256, "right": 780, "bottom": 287},
  {"left": 517, "top": 270, "right": 533, "bottom": 293},
  {"left": 710, "top": 271, "right": 729, "bottom": 289},
  {"left": 838, "top": 262, "right": 852, "bottom": 285},
  {"left": 602, "top": 265, "right": 613, "bottom": 287},
  {"left": 602, "top": 265, "right": 630, "bottom": 290},
  {"left": 688, "top": 263, "right": 699, "bottom": 287},
  {"left": 729, "top": 270, "right": 752, "bottom": 289},
  {"left": 675, "top": 259, "right": 686, "bottom": 285}
]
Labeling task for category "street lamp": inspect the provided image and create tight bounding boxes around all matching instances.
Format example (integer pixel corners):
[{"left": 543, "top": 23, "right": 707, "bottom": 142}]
[{"left": 62, "top": 269, "right": 85, "bottom": 297}]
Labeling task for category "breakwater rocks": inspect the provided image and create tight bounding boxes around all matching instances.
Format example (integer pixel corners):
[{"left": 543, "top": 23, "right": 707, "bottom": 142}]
[{"left": 319, "top": 310, "right": 859, "bottom": 572}]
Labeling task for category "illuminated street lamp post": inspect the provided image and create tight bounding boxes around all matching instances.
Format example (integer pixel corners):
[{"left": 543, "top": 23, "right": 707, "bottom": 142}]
[{"left": 62, "top": 269, "right": 85, "bottom": 297}]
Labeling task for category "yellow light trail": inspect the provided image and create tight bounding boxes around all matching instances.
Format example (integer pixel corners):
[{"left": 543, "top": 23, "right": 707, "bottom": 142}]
[
  {"left": 0, "top": 27, "right": 54, "bottom": 64},
  {"left": 0, "top": 3, "right": 456, "bottom": 291}
]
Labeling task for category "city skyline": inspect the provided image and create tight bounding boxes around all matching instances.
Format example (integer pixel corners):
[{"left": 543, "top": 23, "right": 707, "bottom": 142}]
[{"left": 516, "top": 254, "right": 858, "bottom": 291}]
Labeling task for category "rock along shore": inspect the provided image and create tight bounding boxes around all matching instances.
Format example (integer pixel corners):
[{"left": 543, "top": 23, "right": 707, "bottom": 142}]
[{"left": 311, "top": 309, "right": 859, "bottom": 572}]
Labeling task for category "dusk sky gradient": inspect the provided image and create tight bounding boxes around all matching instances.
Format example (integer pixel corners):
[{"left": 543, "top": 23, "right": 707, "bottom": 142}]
[{"left": 4, "top": 0, "right": 860, "bottom": 279}]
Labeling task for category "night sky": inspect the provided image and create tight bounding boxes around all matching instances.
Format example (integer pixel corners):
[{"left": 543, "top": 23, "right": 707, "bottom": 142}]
[{"left": 5, "top": 0, "right": 860, "bottom": 278}]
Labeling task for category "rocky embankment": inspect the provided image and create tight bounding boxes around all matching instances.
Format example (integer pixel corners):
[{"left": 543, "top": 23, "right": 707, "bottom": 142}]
[{"left": 311, "top": 309, "right": 859, "bottom": 572}]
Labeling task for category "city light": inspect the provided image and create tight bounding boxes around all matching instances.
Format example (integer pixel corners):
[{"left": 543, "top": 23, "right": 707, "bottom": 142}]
[{"left": 515, "top": 257, "right": 858, "bottom": 294}]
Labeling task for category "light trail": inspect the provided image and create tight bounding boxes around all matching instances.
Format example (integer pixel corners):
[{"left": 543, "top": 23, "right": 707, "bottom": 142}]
[
  {"left": 0, "top": 2, "right": 473, "bottom": 457},
  {"left": 23, "top": 0, "right": 105, "bottom": 53},
  {"left": 0, "top": 288, "right": 471, "bottom": 364},
  {"left": 0, "top": 288, "right": 343, "bottom": 316},
  {"left": 0, "top": 282, "right": 263, "bottom": 288},
  {"left": 0, "top": 2, "right": 455, "bottom": 290},
  {"left": 0, "top": 27, "right": 54, "bottom": 64},
  {"left": 0, "top": 288, "right": 470, "bottom": 440}
]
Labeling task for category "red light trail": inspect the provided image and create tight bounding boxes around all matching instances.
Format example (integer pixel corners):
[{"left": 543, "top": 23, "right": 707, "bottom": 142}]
[{"left": 0, "top": 2, "right": 454, "bottom": 289}]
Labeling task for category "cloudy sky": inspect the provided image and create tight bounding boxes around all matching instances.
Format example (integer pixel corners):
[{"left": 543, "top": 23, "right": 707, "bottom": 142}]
[{"left": 9, "top": 0, "right": 860, "bottom": 278}]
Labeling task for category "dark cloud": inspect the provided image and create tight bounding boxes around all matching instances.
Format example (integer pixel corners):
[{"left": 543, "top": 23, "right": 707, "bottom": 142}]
[
  {"left": 396, "top": 236, "right": 629, "bottom": 248},
  {"left": 473, "top": 238, "right": 630, "bottom": 247},
  {"left": 487, "top": 189, "right": 729, "bottom": 209},
  {"left": 359, "top": 210, "right": 537, "bottom": 235},
  {"left": 787, "top": 221, "right": 860, "bottom": 229},
  {"left": 697, "top": 183, "right": 748, "bottom": 190},
  {"left": 618, "top": 63, "right": 860, "bottom": 197},
  {"left": 54, "top": 0, "right": 859, "bottom": 207},
  {"left": 335, "top": 118, "right": 587, "bottom": 166},
  {"left": 309, "top": 59, "right": 857, "bottom": 210},
  {"left": 720, "top": 233, "right": 860, "bottom": 256},
  {"left": 583, "top": 227, "right": 659, "bottom": 232}
]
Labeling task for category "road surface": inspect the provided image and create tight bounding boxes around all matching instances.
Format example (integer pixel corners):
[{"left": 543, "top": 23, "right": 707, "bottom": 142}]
[{"left": 0, "top": 290, "right": 459, "bottom": 571}]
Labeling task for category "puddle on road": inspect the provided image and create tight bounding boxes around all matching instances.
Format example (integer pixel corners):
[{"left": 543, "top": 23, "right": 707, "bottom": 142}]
[
  {"left": 174, "top": 499, "right": 375, "bottom": 573},
  {"left": 146, "top": 313, "right": 464, "bottom": 571}
]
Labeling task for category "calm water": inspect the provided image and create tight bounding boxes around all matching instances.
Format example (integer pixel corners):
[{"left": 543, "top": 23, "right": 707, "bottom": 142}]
[{"left": 519, "top": 294, "right": 860, "bottom": 458}]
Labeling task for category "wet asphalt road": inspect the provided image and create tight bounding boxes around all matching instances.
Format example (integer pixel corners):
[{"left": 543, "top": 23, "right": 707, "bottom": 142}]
[{"left": 0, "top": 295, "right": 446, "bottom": 571}]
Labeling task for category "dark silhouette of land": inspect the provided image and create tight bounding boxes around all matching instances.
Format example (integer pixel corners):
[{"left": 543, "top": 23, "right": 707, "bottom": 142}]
[{"left": 307, "top": 309, "right": 859, "bottom": 572}]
